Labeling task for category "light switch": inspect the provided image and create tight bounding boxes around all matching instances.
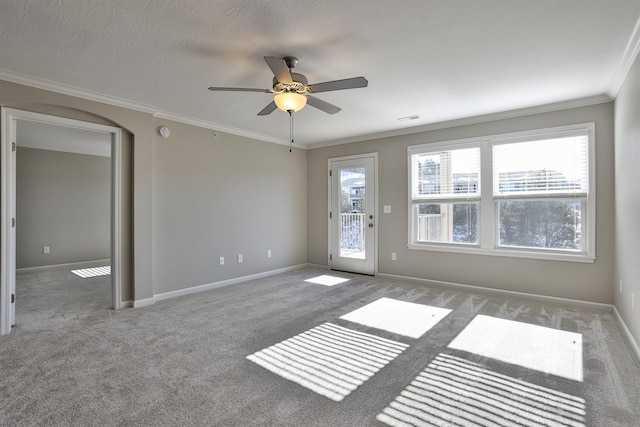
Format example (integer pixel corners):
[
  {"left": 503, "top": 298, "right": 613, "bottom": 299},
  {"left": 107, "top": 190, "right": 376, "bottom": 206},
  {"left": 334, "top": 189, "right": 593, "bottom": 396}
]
[{"left": 383, "top": 205, "right": 391, "bottom": 214}]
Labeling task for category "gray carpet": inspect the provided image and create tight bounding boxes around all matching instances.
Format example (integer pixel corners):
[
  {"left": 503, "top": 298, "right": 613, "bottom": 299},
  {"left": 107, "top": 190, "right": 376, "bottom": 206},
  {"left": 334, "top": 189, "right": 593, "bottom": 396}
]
[
  {"left": 13, "top": 266, "right": 112, "bottom": 332},
  {"left": 1, "top": 267, "right": 638, "bottom": 426}
]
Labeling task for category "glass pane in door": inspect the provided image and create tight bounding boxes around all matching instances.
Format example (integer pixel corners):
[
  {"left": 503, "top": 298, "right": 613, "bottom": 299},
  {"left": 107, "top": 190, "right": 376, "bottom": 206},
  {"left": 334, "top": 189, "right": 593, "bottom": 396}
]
[{"left": 339, "top": 167, "right": 366, "bottom": 259}]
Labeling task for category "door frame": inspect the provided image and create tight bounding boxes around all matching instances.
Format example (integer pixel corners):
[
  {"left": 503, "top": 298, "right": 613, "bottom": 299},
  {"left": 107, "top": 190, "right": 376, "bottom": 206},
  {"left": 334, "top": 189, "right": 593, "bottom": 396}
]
[
  {"left": 327, "top": 152, "right": 378, "bottom": 275},
  {"left": 1, "top": 108, "right": 124, "bottom": 335}
]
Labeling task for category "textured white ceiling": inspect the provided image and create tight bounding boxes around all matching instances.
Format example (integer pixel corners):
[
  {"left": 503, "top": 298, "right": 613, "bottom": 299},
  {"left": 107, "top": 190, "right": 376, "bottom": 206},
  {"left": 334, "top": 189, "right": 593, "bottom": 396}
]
[{"left": 1, "top": 0, "right": 639, "bottom": 147}]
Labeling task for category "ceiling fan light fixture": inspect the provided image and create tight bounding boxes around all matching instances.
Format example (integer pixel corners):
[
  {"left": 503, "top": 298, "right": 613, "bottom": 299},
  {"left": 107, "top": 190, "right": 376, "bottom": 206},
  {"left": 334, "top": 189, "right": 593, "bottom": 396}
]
[
  {"left": 274, "top": 92, "right": 307, "bottom": 112},
  {"left": 209, "top": 56, "right": 367, "bottom": 116}
]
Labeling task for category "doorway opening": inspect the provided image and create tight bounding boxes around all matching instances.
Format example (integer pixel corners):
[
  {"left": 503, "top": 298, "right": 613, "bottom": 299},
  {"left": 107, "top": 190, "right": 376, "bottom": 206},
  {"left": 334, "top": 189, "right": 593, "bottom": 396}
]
[{"left": 1, "top": 108, "right": 125, "bottom": 335}]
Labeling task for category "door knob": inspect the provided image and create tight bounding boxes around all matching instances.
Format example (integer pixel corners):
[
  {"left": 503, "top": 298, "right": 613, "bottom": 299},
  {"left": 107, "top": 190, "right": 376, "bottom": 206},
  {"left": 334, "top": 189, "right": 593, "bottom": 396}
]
[{"left": 368, "top": 223, "right": 374, "bottom": 228}]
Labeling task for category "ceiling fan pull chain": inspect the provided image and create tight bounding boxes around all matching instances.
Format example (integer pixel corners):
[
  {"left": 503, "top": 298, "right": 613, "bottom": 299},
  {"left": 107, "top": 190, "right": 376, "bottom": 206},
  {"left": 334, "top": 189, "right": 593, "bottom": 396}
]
[{"left": 289, "top": 110, "right": 294, "bottom": 152}]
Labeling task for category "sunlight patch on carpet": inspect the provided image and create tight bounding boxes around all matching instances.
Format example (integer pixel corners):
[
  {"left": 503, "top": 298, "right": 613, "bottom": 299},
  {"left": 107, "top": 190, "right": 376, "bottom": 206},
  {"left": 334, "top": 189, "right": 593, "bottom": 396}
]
[
  {"left": 247, "top": 322, "right": 408, "bottom": 401},
  {"left": 340, "top": 297, "right": 452, "bottom": 339},
  {"left": 71, "top": 266, "right": 111, "bottom": 278},
  {"left": 304, "top": 275, "right": 350, "bottom": 286},
  {"left": 378, "top": 353, "right": 586, "bottom": 427},
  {"left": 448, "top": 315, "right": 583, "bottom": 381}
]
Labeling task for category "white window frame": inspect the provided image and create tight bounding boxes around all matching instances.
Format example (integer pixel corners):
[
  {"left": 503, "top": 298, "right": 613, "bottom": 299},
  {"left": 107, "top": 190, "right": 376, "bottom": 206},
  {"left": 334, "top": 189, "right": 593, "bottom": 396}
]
[
  {"left": 408, "top": 141, "right": 483, "bottom": 247},
  {"left": 407, "top": 123, "right": 596, "bottom": 263}
]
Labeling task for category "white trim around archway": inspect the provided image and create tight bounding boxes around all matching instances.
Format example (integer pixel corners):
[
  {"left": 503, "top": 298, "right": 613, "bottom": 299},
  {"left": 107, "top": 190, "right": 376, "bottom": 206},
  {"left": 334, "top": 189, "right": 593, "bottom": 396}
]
[{"left": 1, "top": 108, "right": 125, "bottom": 335}]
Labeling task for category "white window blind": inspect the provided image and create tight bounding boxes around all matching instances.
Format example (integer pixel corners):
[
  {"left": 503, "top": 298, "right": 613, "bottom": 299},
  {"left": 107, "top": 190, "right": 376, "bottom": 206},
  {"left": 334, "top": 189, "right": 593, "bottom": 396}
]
[
  {"left": 493, "top": 135, "right": 589, "bottom": 197},
  {"left": 411, "top": 147, "right": 481, "bottom": 200}
]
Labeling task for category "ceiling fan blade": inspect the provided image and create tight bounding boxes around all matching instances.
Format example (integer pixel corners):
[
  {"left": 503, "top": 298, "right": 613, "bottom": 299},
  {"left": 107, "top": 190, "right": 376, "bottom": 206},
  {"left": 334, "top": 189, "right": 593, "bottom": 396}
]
[
  {"left": 306, "top": 96, "right": 341, "bottom": 114},
  {"left": 257, "top": 101, "right": 277, "bottom": 116},
  {"left": 208, "top": 87, "right": 270, "bottom": 92},
  {"left": 308, "top": 76, "right": 368, "bottom": 93},
  {"left": 264, "top": 56, "right": 293, "bottom": 84}
]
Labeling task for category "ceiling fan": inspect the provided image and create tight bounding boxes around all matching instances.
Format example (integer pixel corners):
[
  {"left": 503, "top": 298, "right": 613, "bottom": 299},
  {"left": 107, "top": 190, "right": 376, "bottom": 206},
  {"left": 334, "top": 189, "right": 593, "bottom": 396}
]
[{"left": 208, "top": 56, "right": 368, "bottom": 116}]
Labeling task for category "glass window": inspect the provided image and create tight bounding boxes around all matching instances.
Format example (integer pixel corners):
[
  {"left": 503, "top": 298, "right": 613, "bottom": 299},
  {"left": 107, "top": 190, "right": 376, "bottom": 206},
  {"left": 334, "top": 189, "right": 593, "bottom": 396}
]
[
  {"left": 409, "top": 146, "right": 481, "bottom": 245},
  {"left": 408, "top": 123, "right": 595, "bottom": 262}
]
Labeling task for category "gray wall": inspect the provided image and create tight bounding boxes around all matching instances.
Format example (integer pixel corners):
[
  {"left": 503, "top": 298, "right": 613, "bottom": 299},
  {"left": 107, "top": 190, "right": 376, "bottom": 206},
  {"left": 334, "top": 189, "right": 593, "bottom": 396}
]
[
  {"left": 1, "top": 79, "right": 145, "bottom": 302},
  {"left": 0, "top": 79, "right": 622, "bottom": 312},
  {"left": 308, "top": 103, "right": 615, "bottom": 304},
  {"left": 0, "top": 80, "right": 308, "bottom": 304},
  {"left": 614, "top": 53, "right": 640, "bottom": 346},
  {"left": 16, "top": 147, "right": 110, "bottom": 268},
  {"left": 151, "top": 119, "right": 307, "bottom": 294}
]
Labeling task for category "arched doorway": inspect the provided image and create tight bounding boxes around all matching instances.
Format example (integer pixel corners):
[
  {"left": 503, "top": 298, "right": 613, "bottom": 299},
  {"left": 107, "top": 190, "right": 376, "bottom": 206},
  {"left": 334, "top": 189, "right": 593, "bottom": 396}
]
[{"left": 1, "top": 108, "right": 127, "bottom": 334}]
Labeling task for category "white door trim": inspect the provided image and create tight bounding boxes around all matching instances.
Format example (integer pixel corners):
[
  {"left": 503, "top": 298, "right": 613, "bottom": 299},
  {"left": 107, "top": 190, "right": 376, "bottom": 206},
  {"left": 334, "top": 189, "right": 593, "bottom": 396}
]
[
  {"left": 1, "top": 109, "right": 16, "bottom": 332},
  {"left": 0, "top": 108, "right": 124, "bottom": 335},
  {"left": 327, "top": 152, "right": 378, "bottom": 275}
]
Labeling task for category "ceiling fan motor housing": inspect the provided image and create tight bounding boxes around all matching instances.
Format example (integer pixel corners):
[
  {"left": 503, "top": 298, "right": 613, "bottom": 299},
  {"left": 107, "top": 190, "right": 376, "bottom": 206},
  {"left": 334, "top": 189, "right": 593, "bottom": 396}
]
[
  {"left": 283, "top": 56, "right": 299, "bottom": 69},
  {"left": 273, "top": 73, "right": 309, "bottom": 94}
]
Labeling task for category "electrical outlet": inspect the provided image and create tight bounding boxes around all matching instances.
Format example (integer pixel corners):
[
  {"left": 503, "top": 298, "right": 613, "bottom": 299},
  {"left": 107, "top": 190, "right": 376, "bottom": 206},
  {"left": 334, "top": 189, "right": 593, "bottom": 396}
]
[
  {"left": 43, "top": 246, "right": 50, "bottom": 254},
  {"left": 619, "top": 279, "right": 623, "bottom": 294},
  {"left": 267, "top": 249, "right": 272, "bottom": 258},
  {"left": 219, "top": 257, "right": 224, "bottom": 265},
  {"left": 238, "top": 254, "right": 243, "bottom": 263},
  {"left": 391, "top": 252, "right": 397, "bottom": 261}
]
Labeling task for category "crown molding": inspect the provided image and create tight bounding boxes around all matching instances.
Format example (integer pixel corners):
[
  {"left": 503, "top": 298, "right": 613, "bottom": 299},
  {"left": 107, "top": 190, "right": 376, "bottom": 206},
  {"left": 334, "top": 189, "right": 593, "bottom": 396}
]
[
  {"left": 0, "top": 68, "right": 615, "bottom": 152},
  {"left": 152, "top": 111, "right": 287, "bottom": 146},
  {"left": 608, "top": 12, "right": 640, "bottom": 97},
  {"left": 0, "top": 68, "right": 288, "bottom": 146},
  {"left": 0, "top": 68, "right": 159, "bottom": 114},
  {"left": 306, "top": 94, "right": 612, "bottom": 150}
]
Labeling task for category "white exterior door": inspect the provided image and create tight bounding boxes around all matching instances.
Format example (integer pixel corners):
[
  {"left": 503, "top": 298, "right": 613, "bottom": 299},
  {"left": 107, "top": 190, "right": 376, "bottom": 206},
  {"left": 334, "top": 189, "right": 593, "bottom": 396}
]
[{"left": 329, "top": 154, "right": 377, "bottom": 275}]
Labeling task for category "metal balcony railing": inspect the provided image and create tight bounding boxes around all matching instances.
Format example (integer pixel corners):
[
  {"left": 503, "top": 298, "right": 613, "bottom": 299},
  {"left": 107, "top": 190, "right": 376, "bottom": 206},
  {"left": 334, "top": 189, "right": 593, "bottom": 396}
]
[
  {"left": 340, "top": 213, "right": 366, "bottom": 251},
  {"left": 418, "top": 214, "right": 443, "bottom": 241}
]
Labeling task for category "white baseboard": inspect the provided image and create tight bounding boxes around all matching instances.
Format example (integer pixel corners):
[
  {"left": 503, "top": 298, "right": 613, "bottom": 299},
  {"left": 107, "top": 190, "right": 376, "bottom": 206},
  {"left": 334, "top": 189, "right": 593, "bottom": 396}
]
[
  {"left": 17, "top": 259, "right": 111, "bottom": 273},
  {"left": 133, "top": 297, "right": 156, "bottom": 308},
  {"left": 151, "top": 264, "right": 308, "bottom": 303},
  {"left": 119, "top": 300, "right": 133, "bottom": 309},
  {"left": 377, "top": 272, "right": 613, "bottom": 310},
  {"left": 305, "top": 263, "right": 330, "bottom": 270},
  {"left": 613, "top": 306, "right": 640, "bottom": 363}
]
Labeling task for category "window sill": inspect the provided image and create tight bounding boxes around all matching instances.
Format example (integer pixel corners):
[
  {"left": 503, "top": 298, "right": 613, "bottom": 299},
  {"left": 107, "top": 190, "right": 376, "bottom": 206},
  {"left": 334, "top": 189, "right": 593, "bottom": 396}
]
[{"left": 407, "top": 243, "right": 596, "bottom": 263}]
